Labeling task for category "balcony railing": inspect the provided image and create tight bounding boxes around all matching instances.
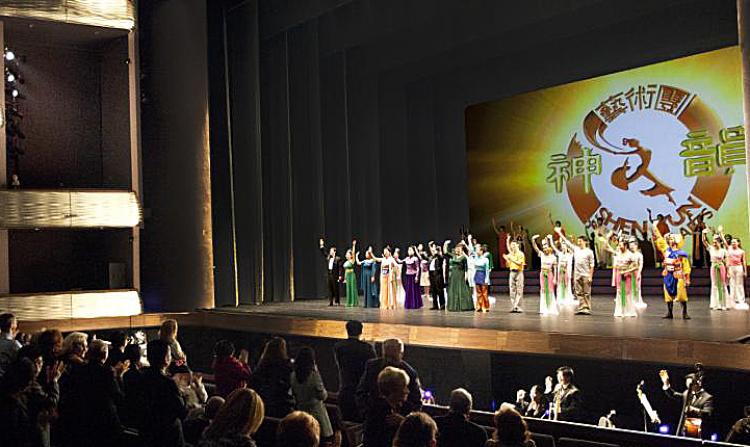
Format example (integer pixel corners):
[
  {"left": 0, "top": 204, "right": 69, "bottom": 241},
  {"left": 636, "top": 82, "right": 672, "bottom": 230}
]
[
  {"left": 0, "top": 0, "right": 135, "bottom": 30},
  {"left": 0, "top": 289, "right": 141, "bottom": 320}
]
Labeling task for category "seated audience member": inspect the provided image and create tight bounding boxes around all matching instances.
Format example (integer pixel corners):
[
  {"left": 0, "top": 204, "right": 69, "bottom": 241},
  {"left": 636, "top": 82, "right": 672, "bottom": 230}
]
[
  {"left": 184, "top": 395, "right": 225, "bottom": 447},
  {"left": 140, "top": 339, "right": 189, "bottom": 447},
  {"left": 60, "top": 339, "right": 126, "bottom": 447},
  {"left": 173, "top": 364, "right": 208, "bottom": 409},
  {"left": 160, "top": 319, "right": 188, "bottom": 370},
  {"left": 291, "top": 346, "right": 335, "bottom": 445},
  {"left": 277, "top": 410, "right": 321, "bottom": 447},
  {"left": 0, "top": 358, "right": 41, "bottom": 445},
  {"left": 435, "top": 388, "right": 487, "bottom": 447},
  {"left": 60, "top": 332, "right": 88, "bottom": 370},
  {"left": 394, "top": 412, "right": 439, "bottom": 447},
  {"left": 486, "top": 406, "right": 536, "bottom": 447},
  {"left": 120, "top": 343, "right": 145, "bottom": 428},
  {"left": 105, "top": 331, "right": 128, "bottom": 368},
  {"left": 198, "top": 388, "right": 265, "bottom": 447},
  {"left": 250, "top": 336, "right": 295, "bottom": 418},
  {"left": 212, "top": 339, "right": 252, "bottom": 398},
  {"left": 363, "top": 366, "right": 411, "bottom": 447},
  {"left": 726, "top": 405, "right": 750, "bottom": 445},
  {"left": 37, "top": 329, "right": 63, "bottom": 389},
  {"left": 199, "top": 388, "right": 264, "bottom": 447},
  {"left": 0, "top": 312, "right": 22, "bottom": 375},
  {"left": 552, "top": 366, "right": 582, "bottom": 422},
  {"left": 356, "top": 338, "right": 422, "bottom": 418},
  {"left": 515, "top": 385, "right": 548, "bottom": 419},
  {"left": 334, "top": 320, "right": 376, "bottom": 422}
]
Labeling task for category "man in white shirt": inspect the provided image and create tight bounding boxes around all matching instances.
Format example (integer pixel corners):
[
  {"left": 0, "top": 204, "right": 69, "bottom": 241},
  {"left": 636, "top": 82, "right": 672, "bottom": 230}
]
[
  {"left": 0, "top": 313, "right": 22, "bottom": 375},
  {"left": 557, "top": 229, "right": 595, "bottom": 315}
]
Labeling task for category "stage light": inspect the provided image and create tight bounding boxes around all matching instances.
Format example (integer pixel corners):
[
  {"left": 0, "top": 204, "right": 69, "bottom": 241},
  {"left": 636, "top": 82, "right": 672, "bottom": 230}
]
[
  {"left": 658, "top": 424, "right": 670, "bottom": 434},
  {"left": 4, "top": 50, "right": 15, "bottom": 61},
  {"left": 711, "top": 433, "right": 719, "bottom": 441},
  {"left": 7, "top": 73, "right": 15, "bottom": 83},
  {"left": 11, "top": 89, "right": 18, "bottom": 98}
]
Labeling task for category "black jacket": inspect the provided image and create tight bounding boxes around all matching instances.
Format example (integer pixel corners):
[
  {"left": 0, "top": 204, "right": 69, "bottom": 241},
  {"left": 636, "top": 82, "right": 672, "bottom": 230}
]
[
  {"left": 553, "top": 384, "right": 582, "bottom": 422},
  {"left": 434, "top": 411, "right": 488, "bottom": 447},
  {"left": 320, "top": 246, "right": 344, "bottom": 279},
  {"left": 139, "top": 367, "right": 188, "bottom": 447},
  {"left": 250, "top": 360, "right": 295, "bottom": 418},
  {"left": 664, "top": 386, "right": 714, "bottom": 436},
  {"left": 334, "top": 338, "right": 376, "bottom": 421}
]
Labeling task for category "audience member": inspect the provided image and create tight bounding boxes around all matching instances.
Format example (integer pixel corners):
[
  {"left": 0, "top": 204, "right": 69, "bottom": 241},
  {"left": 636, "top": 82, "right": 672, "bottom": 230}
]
[
  {"left": 0, "top": 312, "right": 22, "bottom": 374},
  {"left": 139, "top": 339, "right": 188, "bottom": 447},
  {"left": 173, "top": 363, "right": 208, "bottom": 409},
  {"left": 37, "top": 329, "right": 63, "bottom": 388},
  {"left": 0, "top": 358, "right": 42, "bottom": 445},
  {"left": 250, "top": 336, "right": 295, "bottom": 418},
  {"left": 726, "top": 405, "right": 750, "bottom": 445},
  {"left": 59, "top": 339, "right": 125, "bottom": 447},
  {"left": 120, "top": 343, "right": 144, "bottom": 429},
  {"left": 356, "top": 338, "right": 422, "bottom": 418},
  {"left": 184, "top": 395, "right": 225, "bottom": 447},
  {"left": 199, "top": 388, "right": 264, "bottom": 447},
  {"left": 363, "top": 366, "right": 411, "bottom": 447},
  {"left": 515, "top": 385, "right": 548, "bottom": 419},
  {"left": 59, "top": 332, "right": 88, "bottom": 369},
  {"left": 212, "top": 339, "right": 252, "bottom": 398},
  {"left": 434, "top": 388, "right": 487, "bottom": 447},
  {"left": 552, "top": 366, "right": 582, "bottom": 422},
  {"left": 486, "top": 406, "right": 536, "bottom": 447},
  {"left": 160, "top": 319, "right": 188, "bottom": 370},
  {"left": 291, "top": 346, "right": 335, "bottom": 445},
  {"left": 277, "top": 410, "right": 321, "bottom": 447},
  {"left": 105, "top": 331, "right": 128, "bottom": 368},
  {"left": 393, "top": 411, "right": 439, "bottom": 447},
  {"left": 333, "top": 320, "right": 376, "bottom": 422}
]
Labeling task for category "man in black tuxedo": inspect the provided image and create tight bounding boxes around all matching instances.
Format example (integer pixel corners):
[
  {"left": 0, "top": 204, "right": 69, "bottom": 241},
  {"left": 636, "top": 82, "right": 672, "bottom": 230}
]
[
  {"left": 356, "top": 338, "right": 422, "bottom": 418},
  {"left": 428, "top": 243, "right": 446, "bottom": 310},
  {"left": 552, "top": 366, "right": 583, "bottom": 422},
  {"left": 320, "top": 238, "right": 343, "bottom": 306},
  {"left": 660, "top": 370, "right": 715, "bottom": 438},
  {"left": 434, "top": 388, "right": 488, "bottom": 447},
  {"left": 334, "top": 320, "right": 376, "bottom": 422}
]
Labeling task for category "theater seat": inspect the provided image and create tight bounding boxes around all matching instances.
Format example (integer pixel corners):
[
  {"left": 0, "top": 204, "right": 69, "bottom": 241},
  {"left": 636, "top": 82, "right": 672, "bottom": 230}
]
[
  {"left": 326, "top": 403, "right": 363, "bottom": 447},
  {"left": 558, "top": 438, "right": 620, "bottom": 447},
  {"left": 531, "top": 432, "right": 556, "bottom": 447},
  {"left": 255, "top": 416, "right": 282, "bottom": 447}
]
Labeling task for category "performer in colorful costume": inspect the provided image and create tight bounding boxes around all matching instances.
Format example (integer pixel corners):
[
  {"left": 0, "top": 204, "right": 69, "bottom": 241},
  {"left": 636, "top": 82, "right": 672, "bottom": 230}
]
[{"left": 651, "top": 219, "right": 691, "bottom": 320}]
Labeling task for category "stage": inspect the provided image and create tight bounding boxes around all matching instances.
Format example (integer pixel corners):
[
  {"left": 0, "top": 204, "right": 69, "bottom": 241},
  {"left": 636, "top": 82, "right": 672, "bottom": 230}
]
[{"left": 195, "top": 293, "right": 750, "bottom": 371}]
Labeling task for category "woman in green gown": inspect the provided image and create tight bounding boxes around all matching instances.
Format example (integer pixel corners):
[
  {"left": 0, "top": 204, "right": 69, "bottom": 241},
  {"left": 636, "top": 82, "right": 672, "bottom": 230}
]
[
  {"left": 344, "top": 240, "right": 359, "bottom": 307},
  {"left": 443, "top": 240, "right": 475, "bottom": 311}
]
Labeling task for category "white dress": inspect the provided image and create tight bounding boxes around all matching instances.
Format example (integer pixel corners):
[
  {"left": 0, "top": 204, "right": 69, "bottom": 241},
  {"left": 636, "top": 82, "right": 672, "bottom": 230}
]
[
  {"left": 556, "top": 251, "right": 576, "bottom": 306},
  {"left": 632, "top": 251, "right": 647, "bottom": 309},
  {"left": 539, "top": 253, "right": 559, "bottom": 315},
  {"left": 613, "top": 251, "right": 637, "bottom": 317},
  {"left": 708, "top": 246, "right": 731, "bottom": 310}
]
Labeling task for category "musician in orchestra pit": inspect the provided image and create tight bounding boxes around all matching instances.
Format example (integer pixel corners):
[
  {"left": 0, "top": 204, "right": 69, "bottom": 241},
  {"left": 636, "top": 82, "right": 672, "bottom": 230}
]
[
  {"left": 659, "top": 369, "right": 714, "bottom": 438},
  {"left": 552, "top": 366, "right": 583, "bottom": 422}
]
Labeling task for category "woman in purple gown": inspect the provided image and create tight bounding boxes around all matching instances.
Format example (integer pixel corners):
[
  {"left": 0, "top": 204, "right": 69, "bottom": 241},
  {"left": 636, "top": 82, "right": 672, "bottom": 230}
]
[{"left": 403, "top": 246, "right": 423, "bottom": 309}]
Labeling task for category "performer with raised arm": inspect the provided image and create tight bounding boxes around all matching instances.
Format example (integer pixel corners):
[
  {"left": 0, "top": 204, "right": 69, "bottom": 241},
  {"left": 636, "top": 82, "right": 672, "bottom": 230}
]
[
  {"left": 649, "top": 209, "right": 691, "bottom": 320},
  {"left": 492, "top": 217, "right": 509, "bottom": 270},
  {"left": 320, "top": 238, "right": 343, "bottom": 306},
  {"left": 659, "top": 366, "right": 714, "bottom": 438},
  {"left": 372, "top": 247, "right": 398, "bottom": 310},
  {"left": 702, "top": 228, "right": 731, "bottom": 311},
  {"left": 726, "top": 236, "right": 749, "bottom": 310},
  {"left": 443, "top": 240, "right": 474, "bottom": 312},
  {"left": 504, "top": 234, "right": 526, "bottom": 313},
  {"left": 551, "top": 237, "right": 575, "bottom": 307},
  {"left": 343, "top": 240, "right": 360, "bottom": 308},
  {"left": 428, "top": 242, "right": 446, "bottom": 310},
  {"left": 417, "top": 244, "right": 431, "bottom": 306},
  {"left": 628, "top": 237, "right": 647, "bottom": 310},
  {"left": 532, "top": 234, "right": 558, "bottom": 316},
  {"left": 606, "top": 234, "right": 637, "bottom": 318},
  {"left": 358, "top": 247, "right": 380, "bottom": 308},
  {"left": 557, "top": 229, "right": 595, "bottom": 315}
]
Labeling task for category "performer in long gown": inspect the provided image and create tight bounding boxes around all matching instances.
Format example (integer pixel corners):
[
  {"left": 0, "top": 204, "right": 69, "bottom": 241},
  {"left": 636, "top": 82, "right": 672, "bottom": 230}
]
[
  {"left": 650, "top": 217, "right": 691, "bottom": 320},
  {"left": 402, "top": 246, "right": 423, "bottom": 309},
  {"left": 593, "top": 219, "right": 610, "bottom": 269},
  {"left": 725, "top": 236, "right": 748, "bottom": 310},
  {"left": 343, "top": 240, "right": 359, "bottom": 308},
  {"left": 358, "top": 247, "right": 379, "bottom": 308},
  {"left": 418, "top": 244, "right": 431, "bottom": 305},
  {"left": 393, "top": 248, "right": 406, "bottom": 308},
  {"left": 691, "top": 215, "right": 708, "bottom": 269},
  {"left": 607, "top": 236, "right": 637, "bottom": 318},
  {"left": 552, "top": 238, "right": 575, "bottom": 307},
  {"left": 629, "top": 237, "right": 647, "bottom": 310},
  {"left": 532, "top": 235, "right": 558, "bottom": 315},
  {"left": 443, "top": 240, "right": 474, "bottom": 312},
  {"left": 373, "top": 247, "right": 398, "bottom": 310},
  {"left": 492, "top": 217, "right": 509, "bottom": 269},
  {"left": 702, "top": 228, "right": 731, "bottom": 311}
]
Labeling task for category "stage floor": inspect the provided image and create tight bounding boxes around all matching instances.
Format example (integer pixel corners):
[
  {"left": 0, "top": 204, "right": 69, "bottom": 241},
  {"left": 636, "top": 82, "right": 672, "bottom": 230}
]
[{"left": 217, "top": 294, "right": 750, "bottom": 344}]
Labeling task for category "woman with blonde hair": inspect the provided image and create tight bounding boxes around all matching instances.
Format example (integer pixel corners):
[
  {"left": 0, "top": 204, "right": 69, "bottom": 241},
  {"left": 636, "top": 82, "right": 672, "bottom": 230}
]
[
  {"left": 60, "top": 332, "right": 88, "bottom": 367},
  {"left": 159, "top": 319, "right": 187, "bottom": 367},
  {"left": 200, "top": 388, "right": 265, "bottom": 447}
]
